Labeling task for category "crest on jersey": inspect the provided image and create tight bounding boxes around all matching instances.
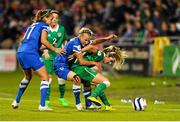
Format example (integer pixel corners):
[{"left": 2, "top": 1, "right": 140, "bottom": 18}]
[
  {"left": 48, "top": 34, "right": 51, "bottom": 37},
  {"left": 97, "top": 51, "right": 102, "bottom": 56},
  {"left": 57, "top": 33, "right": 62, "bottom": 37}
]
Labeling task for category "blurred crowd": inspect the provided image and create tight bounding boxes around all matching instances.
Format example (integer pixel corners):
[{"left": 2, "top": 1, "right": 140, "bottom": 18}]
[{"left": 0, "top": 0, "right": 180, "bottom": 49}]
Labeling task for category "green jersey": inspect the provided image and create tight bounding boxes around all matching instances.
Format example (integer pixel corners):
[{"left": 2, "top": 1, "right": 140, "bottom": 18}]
[
  {"left": 47, "top": 24, "right": 68, "bottom": 60},
  {"left": 71, "top": 50, "right": 105, "bottom": 69}
]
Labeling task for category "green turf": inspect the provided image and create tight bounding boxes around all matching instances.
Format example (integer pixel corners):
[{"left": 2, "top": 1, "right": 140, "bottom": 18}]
[{"left": 0, "top": 70, "right": 180, "bottom": 120}]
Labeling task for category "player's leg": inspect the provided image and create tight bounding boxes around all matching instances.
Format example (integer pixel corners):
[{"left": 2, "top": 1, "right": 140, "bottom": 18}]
[
  {"left": 67, "top": 71, "right": 82, "bottom": 110},
  {"left": 12, "top": 69, "right": 32, "bottom": 109},
  {"left": 72, "top": 66, "right": 102, "bottom": 106},
  {"left": 87, "top": 73, "right": 110, "bottom": 106},
  {"left": 57, "top": 77, "right": 69, "bottom": 106},
  {"left": 98, "top": 91, "right": 113, "bottom": 110},
  {"left": 35, "top": 66, "right": 52, "bottom": 111},
  {"left": 82, "top": 81, "right": 93, "bottom": 109},
  {"left": 30, "top": 53, "right": 52, "bottom": 111},
  {"left": 45, "top": 74, "right": 52, "bottom": 106},
  {"left": 43, "top": 58, "right": 53, "bottom": 106},
  {"left": 72, "top": 83, "right": 82, "bottom": 110}
]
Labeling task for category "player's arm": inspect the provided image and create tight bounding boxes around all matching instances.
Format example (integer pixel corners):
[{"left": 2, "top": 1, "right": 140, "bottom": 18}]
[
  {"left": 81, "top": 45, "right": 97, "bottom": 53},
  {"left": 74, "top": 52, "right": 98, "bottom": 66},
  {"left": 62, "top": 40, "right": 68, "bottom": 48},
  {"left": 41, "top": 31, "right": 65, "bottom": 54},
  {"left": 91, "top": 34, "right": 118, "bottom": 45}
]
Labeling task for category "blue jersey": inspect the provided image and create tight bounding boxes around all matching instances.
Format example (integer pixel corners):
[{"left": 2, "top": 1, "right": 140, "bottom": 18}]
[
  {"left": 55, "top": 37, "right": 82, "bottom": 63},
  {"left": 18, "top": 22, "right": 49, "bottom": 53},
  {"left": 54, "top": 37, "right": 92, "bottom": 80}
]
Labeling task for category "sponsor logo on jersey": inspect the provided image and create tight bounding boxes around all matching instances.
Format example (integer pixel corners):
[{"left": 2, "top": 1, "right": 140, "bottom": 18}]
[
  {"left": 59, "top": 67, "right": 64, "bottom": 70},
  {"left": 39, "top": 57, "right": 44, "bottom": 62}
]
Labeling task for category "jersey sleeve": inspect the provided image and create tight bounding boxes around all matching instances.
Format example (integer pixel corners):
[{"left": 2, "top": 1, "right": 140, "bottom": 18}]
[
  {"left": 72, "top": 43, "right": 81, "bottom": 53},
  {"left": 41, "top": 22, "right": 49, "bottom": 32}
]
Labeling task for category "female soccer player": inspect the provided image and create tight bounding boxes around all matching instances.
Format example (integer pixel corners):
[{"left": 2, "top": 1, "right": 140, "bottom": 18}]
[
  {"left": 42, "top": 10, "right": 69, "bottom": 106},
  {"left": 71, "top": 45, "right": 127, "bottom": 110},
  {"left": 12, "top": 9, "right": 65, "bottom": 111}
]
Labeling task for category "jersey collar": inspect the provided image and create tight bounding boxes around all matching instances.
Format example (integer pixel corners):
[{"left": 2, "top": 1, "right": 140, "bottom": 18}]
[{"left": 50, "top": 24, "right": 59, "bottom": 32}]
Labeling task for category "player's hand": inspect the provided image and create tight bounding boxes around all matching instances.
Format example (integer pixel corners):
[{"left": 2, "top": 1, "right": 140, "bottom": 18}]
[
  {"left": 43, "top": 49, "right": 50, "bottom": 59},
  {"left": 93, "top": 62, "right": 99, "bottom": 68},
  {"left": 44, "top": 52, "right": 50, "bottom": 60},
  {"left": 105, "top": 34, "right": 118, "bottom": 41},
  {"left": 55, "top": 48, "right": 66, "bottom": 54}
]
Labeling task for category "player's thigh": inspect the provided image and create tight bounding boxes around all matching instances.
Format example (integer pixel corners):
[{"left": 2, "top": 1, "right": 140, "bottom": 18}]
[
  {"left": 43, "top": 59, "right": 54, "bottom": 74},
  {"left": 73, "top": 66, "right": 97, "bottom": 82},
  {"left": 35, "top": 65, "right": 49, "bottom": 81},
  {"left": 23, "top": 68, "right": 32, "bottom": 80},
  {"left": 54, "top": 65, "right": 70, "bottom": 80},
  {"left": 92, "top": 73, "right": 109, "bottom": 85}
]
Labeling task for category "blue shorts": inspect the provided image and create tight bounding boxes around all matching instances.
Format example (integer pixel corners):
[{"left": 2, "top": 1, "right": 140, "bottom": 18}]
[
  {"left": 17, "top": 52, "right": 44, "bottom": 71},
  {"left": 54, "top": 62, "right": 70, "bottom": 80}
]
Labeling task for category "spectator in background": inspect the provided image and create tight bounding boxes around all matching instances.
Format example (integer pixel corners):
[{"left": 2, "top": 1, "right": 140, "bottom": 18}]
[
  {"left": 159, "top": 21, "right": 171, "bottom": 36},
  {"left": 144, "top": 20, "right": 159, "bottom": 44},
  {"left": 152, "top": 9, "right": 162, "bottom": 30},
  {"left": 134, "top": 20, "right": 145, "bottom": 45}
]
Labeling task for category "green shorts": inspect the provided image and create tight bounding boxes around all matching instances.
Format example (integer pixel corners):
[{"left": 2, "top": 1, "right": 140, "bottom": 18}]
[
  {"left": 72, "top": 65, "right": 97, "bottom": 83},
  {"left": 42, "top": 56, "right": 54, "bottom": 74}
]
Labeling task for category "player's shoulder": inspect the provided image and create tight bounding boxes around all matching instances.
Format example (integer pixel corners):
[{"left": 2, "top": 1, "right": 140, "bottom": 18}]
[{"left": 34, "top": 22, "right": 48, "bottom": 27}]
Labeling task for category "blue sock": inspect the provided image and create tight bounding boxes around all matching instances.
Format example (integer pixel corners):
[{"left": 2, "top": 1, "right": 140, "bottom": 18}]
[
  {"left": 83, "top": 91, "right": 92, "bottom": 107},
  {"left": 40, "top": 80, "right": 49, "bottom": 107},
  {"left": 83, "top": 87, "right": 92, "bottom": 108},
  {"left": 15, "top": 78, "right": 29, "bottom": 103},
  {"left": 72, "top": 84, "right": 81, "bottom": 105}
]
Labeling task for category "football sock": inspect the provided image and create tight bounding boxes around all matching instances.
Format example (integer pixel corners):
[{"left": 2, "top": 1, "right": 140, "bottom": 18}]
[
  {"left": 91, "top": 81, "right": 110, "bottom": 98},
  {"left": 46, "top": 78, "right": 52, "bottom": 101},
  {"left": 40, "top": 80, "right": 49, "bottom": 107},
  {"left": 82, "top": 86, "right": 92, "bottom": 107},
  {"left": 15, "top": 78, "right": 29, "bottom": 103},
  {"left": 99, "top": 91, "right": 110, "bottom": 106},
  {"left": 72, "top": 84, "right": 81, "bottom": 105},
  {"left": 58, "top": 78, "right": 65, "bottom": 98}
]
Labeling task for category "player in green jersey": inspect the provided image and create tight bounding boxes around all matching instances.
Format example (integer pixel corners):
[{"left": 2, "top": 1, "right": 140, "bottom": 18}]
[
  {"left": 42, "top": 10, "right": 68, "bottom": 106},
  {"left": 71, "top": 45, "right": 127, "bottom": 110}
]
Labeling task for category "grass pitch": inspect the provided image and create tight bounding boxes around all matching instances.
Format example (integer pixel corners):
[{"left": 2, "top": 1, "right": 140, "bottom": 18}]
[{"left": 0, "top": 70, "right": 180, "bottom": 121}]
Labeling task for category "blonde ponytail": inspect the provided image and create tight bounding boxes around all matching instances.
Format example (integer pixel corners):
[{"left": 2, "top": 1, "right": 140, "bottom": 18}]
[{"left": 103, "top": 45, "right": 127, "bottom": 70}]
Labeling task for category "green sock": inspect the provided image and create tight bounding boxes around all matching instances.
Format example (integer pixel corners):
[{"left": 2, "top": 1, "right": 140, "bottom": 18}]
[
  {"left": 99, "top": 91, "right": 110, "bottom": 106},
  {"left": 46, "top": 84, "right": 51, "bottom": 101},
  {"left": 91, "top": 82, "right": 106, "bottom": 98},
  {"left": 59, "top": 84, "right": 65, "bottom": 98}
]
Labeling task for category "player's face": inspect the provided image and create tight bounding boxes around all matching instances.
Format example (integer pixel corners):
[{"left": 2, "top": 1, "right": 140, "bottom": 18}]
[
  {"left": 51, "top": 13, "right": 59, "bottom": 26},
  {"left": 80, "top": 33, "right": 91, "bottom": 45},
  {"left": 44, "top": 14, "right": 53, "bottom": 25}
]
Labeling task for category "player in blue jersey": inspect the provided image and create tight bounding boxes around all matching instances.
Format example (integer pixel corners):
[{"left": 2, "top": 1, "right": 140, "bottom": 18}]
[
  {"left": 53, "top": 27, "right": 117, "bottom": 110},
  {"left": 11, "top": 9, "right": 65, "bottom": 111}
]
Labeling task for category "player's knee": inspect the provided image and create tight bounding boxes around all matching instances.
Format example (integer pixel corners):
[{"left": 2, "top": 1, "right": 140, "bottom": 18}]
[
  {"left": 25, "top": 75, "right": 32, "bottom": 81},
  {"left": 57, "top": 77, "right": 65, "bottom": 85},
  {"left": 83, "top": 86, "right": 91, "bottom": 92},
  {"left": 103, "top": 80, "right": 111, "bottom": 88}
]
